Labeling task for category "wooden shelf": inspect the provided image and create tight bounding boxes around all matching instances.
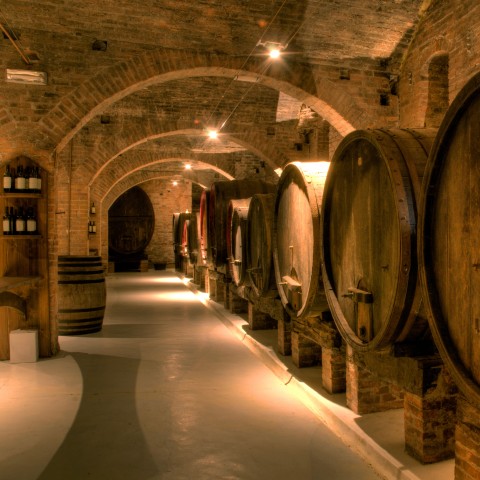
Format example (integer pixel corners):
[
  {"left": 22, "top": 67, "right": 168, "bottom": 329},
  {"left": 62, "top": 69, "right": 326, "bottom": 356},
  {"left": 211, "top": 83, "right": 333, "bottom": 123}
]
[
  {"left": 0, "top": 276, "right": 42, "bottom": 293},
  {"left": 1, "top": 192, "right": 43, "bottom": 199},
  {"left": 1, "top": 235, "right": 41, "bottom": 240}
]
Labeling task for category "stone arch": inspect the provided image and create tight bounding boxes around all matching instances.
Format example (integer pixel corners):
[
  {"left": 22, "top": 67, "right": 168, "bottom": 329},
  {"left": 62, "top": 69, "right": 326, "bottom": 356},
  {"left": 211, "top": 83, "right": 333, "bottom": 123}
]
[
  {"left": 85, "top": 125, "right": 289, "bottom": 183},
  {"left": 92, "top": 157, "right": 233, "bottom": 204},
  {"left": 39, "top": 48, "right": 361, "bottom": 154}
]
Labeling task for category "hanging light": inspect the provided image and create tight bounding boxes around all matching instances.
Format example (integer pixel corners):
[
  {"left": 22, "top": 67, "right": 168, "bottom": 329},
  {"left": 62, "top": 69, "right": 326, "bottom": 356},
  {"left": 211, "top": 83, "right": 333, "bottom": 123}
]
[{"left": 207, "top": 129, "right": 218, "bottom": 139}]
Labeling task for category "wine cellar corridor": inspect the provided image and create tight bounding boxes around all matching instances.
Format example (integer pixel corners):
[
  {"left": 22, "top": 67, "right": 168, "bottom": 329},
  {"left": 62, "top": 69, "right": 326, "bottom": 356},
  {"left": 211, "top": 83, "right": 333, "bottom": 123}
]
[{"left": 1, "top": 1, "right": 480, "bottom": 479}]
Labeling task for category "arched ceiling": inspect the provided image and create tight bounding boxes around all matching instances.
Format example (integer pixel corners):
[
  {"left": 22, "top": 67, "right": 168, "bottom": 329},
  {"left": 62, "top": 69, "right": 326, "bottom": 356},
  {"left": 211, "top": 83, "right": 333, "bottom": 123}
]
[{"left": 0, "top": 0, "right": 428, "bottom": 187}]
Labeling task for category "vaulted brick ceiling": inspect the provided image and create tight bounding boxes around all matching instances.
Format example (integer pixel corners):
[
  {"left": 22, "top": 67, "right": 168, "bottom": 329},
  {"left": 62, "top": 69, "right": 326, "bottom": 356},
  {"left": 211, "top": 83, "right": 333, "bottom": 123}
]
[{"left": 0, "top": 0, "right": 428, "bottom": 189}]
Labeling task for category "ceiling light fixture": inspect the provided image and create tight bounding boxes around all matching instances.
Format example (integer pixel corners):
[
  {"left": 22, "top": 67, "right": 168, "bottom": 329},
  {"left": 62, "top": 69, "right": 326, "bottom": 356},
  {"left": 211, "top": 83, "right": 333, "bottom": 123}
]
[
  {"left": 6, "top": 68, "right": 47, "bottom": 85},
  {"left": 257, "top": 41, "right": 285, "bottom": 59},
  {"left": 185, "top": 163, "right": 192, "bottom": 170},
  {"left": 207, "top": 129, "right": 218, "bottom": 139}
]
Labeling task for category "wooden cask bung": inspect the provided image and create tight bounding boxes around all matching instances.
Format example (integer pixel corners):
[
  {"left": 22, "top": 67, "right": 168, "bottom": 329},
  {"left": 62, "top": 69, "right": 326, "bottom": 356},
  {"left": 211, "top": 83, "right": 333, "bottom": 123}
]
[
  {"left": 322, "top": 128, "right": 436, "bottom": 352},
  {"left": 227, "top": 198, "right": 251, "bottom": 286},
  {"left": 247, "top": 193, "right": 277, "bottom": 300},
  {"left": 273, "top": 161, "right": 330, "bottom": 319},
  {"left": 57, "top": 256, "right": 106, "bottom": 335},
  {"left": 419, "top": 72, "right": 480, "bottom": 401},
  {"left": 208, "top": 179, "right": 276, "bottom": 268}
]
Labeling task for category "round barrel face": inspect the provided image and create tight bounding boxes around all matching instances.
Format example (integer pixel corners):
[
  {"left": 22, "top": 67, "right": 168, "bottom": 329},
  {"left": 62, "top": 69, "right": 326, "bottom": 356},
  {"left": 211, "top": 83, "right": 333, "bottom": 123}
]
[
  {"left": 231, "top": 218, "right": 245, "bottom": 285},
  {"left": 248, "top": 194, "right": 275, "bottom": 297},
  {"left": 324, "top": 139, "right": 400, "bottom": 346},
  {"left": 274, "top": 163, "right": 328, "bottom": 318},
  {"left": 422, "top": 83, "right": 480, "bottom": 395}
]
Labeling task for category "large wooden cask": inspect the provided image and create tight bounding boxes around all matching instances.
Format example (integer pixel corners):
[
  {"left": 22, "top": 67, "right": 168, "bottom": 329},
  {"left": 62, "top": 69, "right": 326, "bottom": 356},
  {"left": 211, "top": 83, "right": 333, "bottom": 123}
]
[
  {"left": 322, "top": 128, "right": 436, "bottom": 351},
  {"left": 186, "top": 212, "right": 201, "bottom": 266},
  {"left": 247, "top": 193, "right": 277, "bottom": 299},
  {"left": 209, "top": 179, "right": 276, "bottom": 268},
  {"left": 419, "top": 73, "right": 480, "bottom": 400},
  {"left": 273, "top": 162, "right": 330, "bottom": 319},
  {"left": 172, "top": 212, "right": 183, "bottom": 270},
  {"left": 199, "top": 189, "right": 212, "bottom": 267},
  {"left": 227, "top": 198, "right": 251, "bottom": 286},
  {"left": 57, "top": 256, "right": 106, "bottom": 335},
  {"left": 172, "top": 212, "right": 192, "bottom": 271}
]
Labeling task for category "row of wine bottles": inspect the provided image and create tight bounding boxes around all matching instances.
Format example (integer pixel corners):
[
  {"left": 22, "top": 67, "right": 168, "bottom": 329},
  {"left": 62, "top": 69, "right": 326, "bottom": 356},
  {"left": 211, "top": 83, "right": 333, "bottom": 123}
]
[
  {"left": 3, "top": 206, "right": 38, "bottom": 235},
  {"left": 3, "top": 165, "right": 42, "bottom": 194},
  {"left": 88, "top": 221, "right": 97, "bottom": 234}
]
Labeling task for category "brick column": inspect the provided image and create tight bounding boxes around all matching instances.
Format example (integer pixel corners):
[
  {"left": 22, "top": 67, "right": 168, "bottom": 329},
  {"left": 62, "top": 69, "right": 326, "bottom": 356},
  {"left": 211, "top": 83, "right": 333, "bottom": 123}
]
[
  {"left": 404, "top": 366, "right": 457, "bottom": 463},
  {"left": 346, "top": 345, "right": 404, "bottom": 414},
  {"left": 455, "top": 396, "right": 480, "bottom": 480},
  {"left": 193, "top": 266, "right": 206, "bottom": 290},
  {"left": 248, "top": 302, "right": 276, "bottom": 330},
  {"left": 322, "top": 346, "right": 346, "bottom": 394},
  {"left": 291, "top": 331, "right": 321, "bottom": 368},
  {"left": 229, "top": 289, "right": 248, "bottom": 314},
  {"left": 277, "top": 316, "right": 292, "bottom": 356}
]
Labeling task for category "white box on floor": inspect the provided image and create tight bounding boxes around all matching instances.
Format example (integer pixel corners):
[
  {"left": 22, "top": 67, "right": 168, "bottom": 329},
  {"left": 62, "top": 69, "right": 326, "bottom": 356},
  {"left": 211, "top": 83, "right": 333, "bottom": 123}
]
[{"left": 9, "top": 329, "right": 39, "bottom": 363}]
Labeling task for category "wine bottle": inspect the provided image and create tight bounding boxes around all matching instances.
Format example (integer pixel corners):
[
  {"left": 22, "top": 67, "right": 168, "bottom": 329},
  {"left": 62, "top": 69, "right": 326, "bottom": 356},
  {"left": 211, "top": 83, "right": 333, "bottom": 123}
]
[
  {"left": 24, "top": 166, "right": 31, "bottom": 193},
  {"left": 90, "top": 202, "right": 96, "bottom": 214},
  {"left": 9, "top": 207, "right": 15, "bottom": 233},
  {"left": 36, "top": 167, "right": 42, "bottom": 194},
  {"left": 3, "top": 165, "right": 12, "bottom": 193},
  {"left": 92, "top": 221, "right": 96, "bottom": 234},
  {"left": 26, "top": 207, "right": 37, "bottom": 234},
  {"left": 15, "top": 165, "right": 25, "bottom": 193},
  {"left": 15, "top": 207, "right": 26, "bottom": 234},
  {"left": 3, "top": 207, "right": 10, "bottom": 235}
]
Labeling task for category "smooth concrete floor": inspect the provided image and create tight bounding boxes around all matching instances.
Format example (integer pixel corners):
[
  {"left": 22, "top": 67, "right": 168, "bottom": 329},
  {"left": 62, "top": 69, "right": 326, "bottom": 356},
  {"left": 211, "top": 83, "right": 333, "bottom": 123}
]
[{"left": 0, "top": 271, "right": 453, "bottom": 480}]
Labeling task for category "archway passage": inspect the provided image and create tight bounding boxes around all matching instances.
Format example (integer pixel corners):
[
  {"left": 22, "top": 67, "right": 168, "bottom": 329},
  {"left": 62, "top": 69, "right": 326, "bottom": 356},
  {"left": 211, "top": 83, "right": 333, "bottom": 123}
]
[{"left": 108, "top": 186, "right": 155, "bottom": 272}]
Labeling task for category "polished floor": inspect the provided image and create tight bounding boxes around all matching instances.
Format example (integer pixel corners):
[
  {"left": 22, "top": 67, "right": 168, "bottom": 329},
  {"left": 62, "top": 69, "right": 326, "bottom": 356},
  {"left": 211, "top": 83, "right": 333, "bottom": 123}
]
[{"left": 0, "top": 271, "right": 384, "bottom": 480}]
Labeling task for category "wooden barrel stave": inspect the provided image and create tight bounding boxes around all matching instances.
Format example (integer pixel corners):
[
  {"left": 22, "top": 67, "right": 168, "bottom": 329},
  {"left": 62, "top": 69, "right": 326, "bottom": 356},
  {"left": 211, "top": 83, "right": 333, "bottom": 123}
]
[
  {"left": 247, "top": 193, "right": 277, "bottom": 299},
  {"left": 322, "top": 128, "right": 436, "bottom": 351},
  {"left": 420, "top": 73, "right": 480, "bottom": 401},
  {"left": 57, "top": 255, "right": 106, "bottom": 335}
]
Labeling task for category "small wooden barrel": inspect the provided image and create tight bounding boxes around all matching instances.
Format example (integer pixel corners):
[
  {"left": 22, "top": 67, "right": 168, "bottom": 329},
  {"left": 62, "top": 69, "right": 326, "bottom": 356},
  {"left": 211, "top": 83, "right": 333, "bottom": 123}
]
[
  {"left": 247, "top": 193, "right": 277, "bottom": 299},
  {"left": 209, "top": 179, "right": 276, "bottom": 268},
  {"left": 227, "top": 198, "right": 251, "bottom": 286},
  {"left": 419, "top": 72, "right": 480, "bottom": 401},
  {"left": 199, "top": 189, "right": 212, "bottom": 267},
  {"left": 57, "top": 256, "right": 106, "bottom": 335},
  {"left": 322, "top": 128, "right": 436, "bottom": 351},
  {"left": 273, "top": 161, "right": 330, "bottom": 319}
]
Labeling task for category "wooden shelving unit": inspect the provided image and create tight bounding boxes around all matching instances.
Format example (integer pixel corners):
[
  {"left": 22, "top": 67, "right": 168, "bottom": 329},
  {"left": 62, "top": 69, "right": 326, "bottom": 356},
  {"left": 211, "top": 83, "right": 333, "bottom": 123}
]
[{"left": 0, "top": 156, "right": 49, "bottom": 360}]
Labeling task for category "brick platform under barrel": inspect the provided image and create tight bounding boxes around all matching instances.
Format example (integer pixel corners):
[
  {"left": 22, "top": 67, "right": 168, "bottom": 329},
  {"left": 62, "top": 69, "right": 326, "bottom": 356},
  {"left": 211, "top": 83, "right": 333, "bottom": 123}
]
[
  {"left": 455, "top": 396, "right": 480, "bottom": 480},
  {"left": 291, "top": 313, "right": 346, "bottom": 395}
]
